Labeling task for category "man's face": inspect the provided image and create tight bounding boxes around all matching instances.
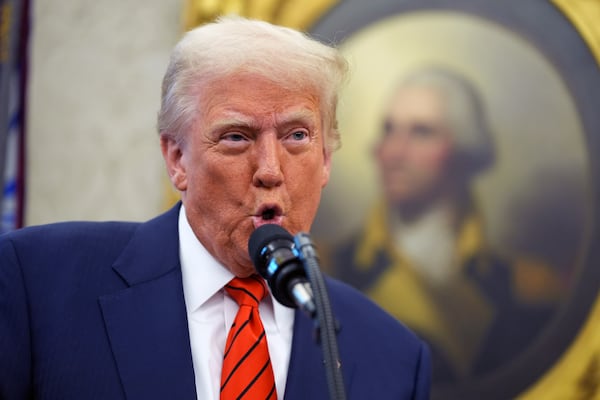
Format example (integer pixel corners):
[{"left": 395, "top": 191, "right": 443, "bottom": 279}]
[
  {"left": 375, "top": 86, "right": 454, "bottom": 207},
  {"left": 161, "top": 73, "right": 332, "bottom": 277}
]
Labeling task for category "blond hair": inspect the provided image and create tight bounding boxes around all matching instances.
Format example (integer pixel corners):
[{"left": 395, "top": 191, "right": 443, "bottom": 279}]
[{"left": 158, "top": 15, "right": 348, "bottom": 152}]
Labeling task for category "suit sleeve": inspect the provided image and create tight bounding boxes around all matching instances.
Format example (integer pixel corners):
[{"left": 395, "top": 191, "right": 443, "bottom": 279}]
[
  {"left": 412, "top": 341, "right": 432, "bottom": 400},
  {"left": 0, "top": 236, "right": 33, "bottom": 399}
]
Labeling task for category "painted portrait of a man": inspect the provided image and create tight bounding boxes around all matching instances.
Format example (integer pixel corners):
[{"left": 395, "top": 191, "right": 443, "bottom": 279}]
[{"left": 330, "top": 66, "right": 563, "bottom": 382}]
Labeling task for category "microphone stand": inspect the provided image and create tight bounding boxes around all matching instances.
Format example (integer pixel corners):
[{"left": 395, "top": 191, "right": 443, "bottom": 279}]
[{"left": 294, "top": 233, "right": 347, "bottom": 400}]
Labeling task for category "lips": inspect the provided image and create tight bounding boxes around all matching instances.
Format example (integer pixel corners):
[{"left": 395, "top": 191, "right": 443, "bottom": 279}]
[{"left": 252, "top": 203, "right": 284, "bottom": 228}]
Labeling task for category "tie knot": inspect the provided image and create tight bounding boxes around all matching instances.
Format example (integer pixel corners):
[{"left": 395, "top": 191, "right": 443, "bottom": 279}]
[{"left": 225, "top": 276, "right": 268, "bottom": 307}]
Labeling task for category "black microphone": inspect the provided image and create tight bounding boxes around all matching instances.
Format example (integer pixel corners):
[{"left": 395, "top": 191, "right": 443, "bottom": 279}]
[{"left": 248, "top": 224, "right": 316, "bottom": 318}]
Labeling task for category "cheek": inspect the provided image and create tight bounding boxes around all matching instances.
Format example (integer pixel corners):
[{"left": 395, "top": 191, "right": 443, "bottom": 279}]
[
  {"left": 184, "top": 155, "right": 250, "bottom": 215},
  {"left": 285, "top": 155, "right": 326, "bottom": 230},
  {"left": 416, "top": 142, "right": 453, "bottom": 175},
  {"left": 195, "top": 153, "right": 248, "bottom": 188},
  {"left": 374, "top": 144, "right": 386, "bottom": 164},
  {"left": 375, "top": 143, "right": 396, "bottom": 170}
]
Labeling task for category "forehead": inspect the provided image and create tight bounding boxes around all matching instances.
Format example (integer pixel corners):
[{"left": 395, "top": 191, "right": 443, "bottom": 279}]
[
  {"left": 386, "top": 86, "right": 447, "bottom": 120},
  {"left": 198, "top": 72, "right": 323, "bottom": 122}
]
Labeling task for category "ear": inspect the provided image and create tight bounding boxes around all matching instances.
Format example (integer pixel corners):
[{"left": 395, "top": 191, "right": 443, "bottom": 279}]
[
  {"left": 321, "top": 148, "right": 332, "bottom": 188},
  {"left": 160, "top": 134, "right": 188, "bottom": 191}
]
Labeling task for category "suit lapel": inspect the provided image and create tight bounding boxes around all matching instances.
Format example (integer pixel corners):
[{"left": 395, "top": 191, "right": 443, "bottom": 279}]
[
  {"left": 99, "top": 204, "right": 197, "bottom": 400},
  {"left": 284, "top": 302, "right": 354, "bottom": 400}
]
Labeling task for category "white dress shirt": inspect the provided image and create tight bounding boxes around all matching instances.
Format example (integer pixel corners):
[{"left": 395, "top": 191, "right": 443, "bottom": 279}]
[{"left": 178, "top": 206, "right": 295, "bottom": 400}]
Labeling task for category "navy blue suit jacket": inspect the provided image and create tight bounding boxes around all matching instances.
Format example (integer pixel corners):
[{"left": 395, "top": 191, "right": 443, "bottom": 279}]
[{"left": 0, "top": 204, "right": 430, "bottom": 399}]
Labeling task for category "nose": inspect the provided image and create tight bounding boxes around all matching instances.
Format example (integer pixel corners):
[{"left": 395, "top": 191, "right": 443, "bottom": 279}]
[{"left": 252, "top": 133, "right": 284, "bottom": 188}]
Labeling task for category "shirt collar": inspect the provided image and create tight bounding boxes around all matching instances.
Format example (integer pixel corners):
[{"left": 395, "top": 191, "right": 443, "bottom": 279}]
[
  {"left": 177, "top": 205, "right": 295, "bottom": 330},
  {"left": 178, "top": 205, "right": 233, "bottom": 314}
]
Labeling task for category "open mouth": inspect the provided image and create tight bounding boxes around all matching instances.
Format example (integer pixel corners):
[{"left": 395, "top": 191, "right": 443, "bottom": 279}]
[
  {"left": 253, "top": 204, "right": 283, "bottom": 227},
  {"left": 262, "top": 208, "right": 276, "bottom": 220}
]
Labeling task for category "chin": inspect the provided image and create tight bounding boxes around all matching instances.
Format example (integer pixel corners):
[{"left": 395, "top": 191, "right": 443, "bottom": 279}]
[
  {"left": 229, "top": 256, "right": 257, "bottom": 278},
  {"left": 387, "top": 191, "right": 415, "bottom": 204},
  {"left": 234, "top": 268, "right": 258, "bottom": 278}
]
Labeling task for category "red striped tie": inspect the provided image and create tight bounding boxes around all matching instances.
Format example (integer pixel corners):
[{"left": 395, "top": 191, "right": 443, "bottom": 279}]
[{"left": 220, "top": 276, "right": 277, "bottom": 400}]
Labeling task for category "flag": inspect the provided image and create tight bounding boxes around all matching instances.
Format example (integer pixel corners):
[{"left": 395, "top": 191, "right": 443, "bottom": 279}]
[{"left": 0, "top": 0, "right": 29, "bottom": 233}]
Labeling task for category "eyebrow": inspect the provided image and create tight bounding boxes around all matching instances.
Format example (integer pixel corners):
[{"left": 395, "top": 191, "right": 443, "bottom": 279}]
[
  {"left": 276, "top": 109, "right": 318, "bottom": 125},
  {"left": 211, "top": 109, "right": 319, "bottom": 132},
  {"left": 210, "top": 115, "right": 260, "bottom": 132},
  {"left": 272, "top": 110, "right": 321, "bottom": 135}
]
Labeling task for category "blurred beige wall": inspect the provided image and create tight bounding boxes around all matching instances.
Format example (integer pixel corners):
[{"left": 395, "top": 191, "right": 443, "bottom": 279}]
[{"left": 26, "top": 0, "right": 182, "bottom": 225}]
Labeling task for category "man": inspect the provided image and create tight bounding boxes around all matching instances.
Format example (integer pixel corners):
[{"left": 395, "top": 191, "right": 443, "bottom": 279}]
[
  {"left": 332, "top": 68, "right": 560, "bottom": 383},
  {"left": 0, "top": 16, "right": 430, "bottom": 400}
]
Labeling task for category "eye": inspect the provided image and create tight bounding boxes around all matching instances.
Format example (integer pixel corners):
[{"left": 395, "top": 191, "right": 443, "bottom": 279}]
[
  {"left": 290, "top": 130, "right": 308, "bottom": 141},
  {"left": 222, "top": 132, "right": 248, "bottom": 142},
  {"left": 216, "top": 131, "right": 251, "bottom": 154},
  {"left": 411, "top": 123, "right": 437, "bottom": 137},
  {"left": 382, "top": 120, "right": 394, "bottom": 136},
  {"left": 282, "top": 129, "right": 311, "bottom": 152}
]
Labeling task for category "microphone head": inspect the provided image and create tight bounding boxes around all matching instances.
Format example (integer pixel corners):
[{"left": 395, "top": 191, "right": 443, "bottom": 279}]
[
  {"left": 248, "top": 224, "right": 310, "bottom": 309},
  {"left": 248, "top": 224, "right": 294, "bottom": 270}
]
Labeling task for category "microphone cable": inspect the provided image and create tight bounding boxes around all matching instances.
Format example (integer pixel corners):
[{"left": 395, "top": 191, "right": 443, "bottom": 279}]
[{"left": 294, "top": 233, "right": 347, "bottom": 400}]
